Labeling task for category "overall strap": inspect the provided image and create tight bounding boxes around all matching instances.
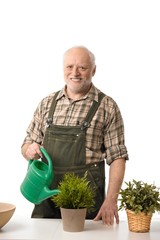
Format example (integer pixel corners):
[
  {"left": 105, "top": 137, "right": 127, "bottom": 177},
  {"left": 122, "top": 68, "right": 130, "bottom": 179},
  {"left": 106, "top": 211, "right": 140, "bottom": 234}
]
[
  {"left": 46, "top": 91, "right": 106, "bottom": 129},
  {"left": 46, "top": 91, "right": 60, "bottom": 127},
  {"left": 81, "top": 92, "right": 105, "bottom": 131}
]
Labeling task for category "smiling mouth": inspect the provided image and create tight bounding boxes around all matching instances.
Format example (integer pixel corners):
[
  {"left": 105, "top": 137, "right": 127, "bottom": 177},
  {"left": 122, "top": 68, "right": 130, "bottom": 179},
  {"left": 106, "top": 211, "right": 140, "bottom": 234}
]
[{"left": 70, "top": 78, "right": 82, "bottom": 81}]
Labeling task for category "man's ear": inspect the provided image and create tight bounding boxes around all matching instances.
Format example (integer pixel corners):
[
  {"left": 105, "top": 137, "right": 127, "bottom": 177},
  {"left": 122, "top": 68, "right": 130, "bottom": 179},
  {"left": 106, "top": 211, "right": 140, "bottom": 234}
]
[{"left": 92, "top": 66, "right": 96, "bottom": 76}]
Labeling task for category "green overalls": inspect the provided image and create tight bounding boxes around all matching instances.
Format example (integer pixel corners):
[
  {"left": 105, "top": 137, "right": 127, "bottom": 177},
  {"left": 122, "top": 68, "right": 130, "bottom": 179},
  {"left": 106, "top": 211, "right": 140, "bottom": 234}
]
[{"left": 31, "top": 92, "right": 105, "bottom": 219}]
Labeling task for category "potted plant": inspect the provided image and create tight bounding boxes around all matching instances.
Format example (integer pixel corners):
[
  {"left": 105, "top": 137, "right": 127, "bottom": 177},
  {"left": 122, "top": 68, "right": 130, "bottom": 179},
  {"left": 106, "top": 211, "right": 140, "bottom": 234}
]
[
  {"left": 51, "top": 171, "right": 95, "bottom": 232},
  {"left": 118, "top": 179, "right": 160, "bottom": 232}
]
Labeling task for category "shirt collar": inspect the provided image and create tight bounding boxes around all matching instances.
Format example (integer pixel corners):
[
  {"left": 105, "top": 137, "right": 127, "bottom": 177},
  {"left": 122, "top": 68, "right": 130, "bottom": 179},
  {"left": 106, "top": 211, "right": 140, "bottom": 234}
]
[{"left": 56, "top": 84, "right": 99, "bottom": 102}]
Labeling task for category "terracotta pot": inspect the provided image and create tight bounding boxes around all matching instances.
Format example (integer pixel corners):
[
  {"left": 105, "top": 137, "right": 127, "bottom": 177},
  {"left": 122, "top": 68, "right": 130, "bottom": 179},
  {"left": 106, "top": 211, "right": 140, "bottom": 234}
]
[{"left": 60, "top": 208, "right": 87, "bottom": 232}]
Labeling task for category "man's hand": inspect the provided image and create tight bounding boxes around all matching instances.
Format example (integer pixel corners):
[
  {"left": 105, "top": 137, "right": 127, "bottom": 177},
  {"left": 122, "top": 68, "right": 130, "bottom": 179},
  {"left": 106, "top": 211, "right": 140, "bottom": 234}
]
[
  {"left": 94, "top": 159, "right": 126, "bottom": 225},
  {"left": 22, "top": 142, "right": 42, "bottom": 160},
  {"left": 93, "top": 198, "right": 119, "bottom": 225}
]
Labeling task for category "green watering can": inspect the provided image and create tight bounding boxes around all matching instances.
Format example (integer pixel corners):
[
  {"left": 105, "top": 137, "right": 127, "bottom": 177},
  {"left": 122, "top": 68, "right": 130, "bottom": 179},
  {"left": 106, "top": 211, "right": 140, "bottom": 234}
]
[{"left": 20, "top": 147, "right": 60, "bottom": 204}]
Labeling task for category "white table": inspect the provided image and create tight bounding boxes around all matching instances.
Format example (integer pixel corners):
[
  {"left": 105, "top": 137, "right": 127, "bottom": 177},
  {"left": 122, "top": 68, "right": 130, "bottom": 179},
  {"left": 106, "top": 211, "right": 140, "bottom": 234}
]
[{"left": 0, "top": 213, "right": 160, "bottom": 240}]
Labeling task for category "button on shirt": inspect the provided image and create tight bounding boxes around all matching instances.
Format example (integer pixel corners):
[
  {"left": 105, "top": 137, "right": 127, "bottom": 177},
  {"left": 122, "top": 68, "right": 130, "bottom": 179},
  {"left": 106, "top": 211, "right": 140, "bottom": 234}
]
[{"left": 22, "top": 84, "right": 129, "bottom": 165}]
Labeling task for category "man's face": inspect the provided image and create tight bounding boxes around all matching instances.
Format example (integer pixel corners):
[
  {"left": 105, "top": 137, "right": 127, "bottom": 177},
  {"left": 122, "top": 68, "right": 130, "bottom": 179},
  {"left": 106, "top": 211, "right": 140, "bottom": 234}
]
[{"left": 63, "top": 48, "right": 96, "bottom": 97}]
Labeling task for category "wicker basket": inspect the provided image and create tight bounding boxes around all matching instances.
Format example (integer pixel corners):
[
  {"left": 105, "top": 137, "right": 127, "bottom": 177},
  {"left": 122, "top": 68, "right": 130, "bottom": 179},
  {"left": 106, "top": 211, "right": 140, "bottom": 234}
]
[{"left": 126, "top": 209, "right": 152, "bottom": 233}]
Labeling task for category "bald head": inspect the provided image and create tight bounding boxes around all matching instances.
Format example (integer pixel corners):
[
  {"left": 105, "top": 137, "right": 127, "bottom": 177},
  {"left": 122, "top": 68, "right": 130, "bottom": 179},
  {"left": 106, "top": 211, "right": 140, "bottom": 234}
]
[{"left": 63, "top": 46, "right": 96, "bottom": 68}]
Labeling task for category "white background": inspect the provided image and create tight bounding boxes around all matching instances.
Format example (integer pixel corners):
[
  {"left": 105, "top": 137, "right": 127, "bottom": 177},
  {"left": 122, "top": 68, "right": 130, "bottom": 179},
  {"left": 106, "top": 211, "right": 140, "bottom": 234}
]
[{"left": 0, "top": 0, "right": 160, "bottom": 218}]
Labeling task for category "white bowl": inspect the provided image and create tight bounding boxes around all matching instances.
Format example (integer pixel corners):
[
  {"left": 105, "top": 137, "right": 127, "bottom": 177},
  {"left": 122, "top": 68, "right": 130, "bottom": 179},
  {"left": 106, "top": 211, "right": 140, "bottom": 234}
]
[{"left": 0, "top": 202, "right": 16, "bottom": 229}]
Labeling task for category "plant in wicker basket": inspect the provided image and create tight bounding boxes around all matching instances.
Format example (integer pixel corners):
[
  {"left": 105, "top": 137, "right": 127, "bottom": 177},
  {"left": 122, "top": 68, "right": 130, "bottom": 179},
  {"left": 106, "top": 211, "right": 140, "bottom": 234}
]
[{"left": 118, "top": 179, "right": 160, "bottom": 233}]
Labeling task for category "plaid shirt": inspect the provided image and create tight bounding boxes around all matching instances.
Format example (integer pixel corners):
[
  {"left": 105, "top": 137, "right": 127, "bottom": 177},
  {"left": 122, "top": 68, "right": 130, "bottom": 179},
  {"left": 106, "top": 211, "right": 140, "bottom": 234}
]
[{"left": 22, "top": 84, "right": 129, "bottom": 164}]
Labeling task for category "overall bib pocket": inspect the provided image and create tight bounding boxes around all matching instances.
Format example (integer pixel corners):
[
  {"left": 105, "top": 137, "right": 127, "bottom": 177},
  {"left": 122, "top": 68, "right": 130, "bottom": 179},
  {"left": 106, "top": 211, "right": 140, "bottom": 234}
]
[{"left": 43, "top": 125, "right": 86, "bottom": 167}]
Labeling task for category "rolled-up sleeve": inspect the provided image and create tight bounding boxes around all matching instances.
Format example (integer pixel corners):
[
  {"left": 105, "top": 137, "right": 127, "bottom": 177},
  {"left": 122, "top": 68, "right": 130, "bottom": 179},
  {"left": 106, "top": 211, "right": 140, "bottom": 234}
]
[{"left": 104, "top": 99, "right": 129, "bottom": 165}]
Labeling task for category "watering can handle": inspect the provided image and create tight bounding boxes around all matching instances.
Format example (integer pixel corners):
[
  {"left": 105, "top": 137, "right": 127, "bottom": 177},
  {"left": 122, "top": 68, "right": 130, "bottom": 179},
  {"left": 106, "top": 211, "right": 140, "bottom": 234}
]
[
  {"left": 29, "top": 147, "right": 53, "bottom": 179},
  {"left": 28, "top": 148, "right": 53, "bottom": 176},
  {"left": 28, "top": 147, "right": 51, "bottom": 163},
  {"left": 40, "top": 147, "right": 51, "bottom": 162}
]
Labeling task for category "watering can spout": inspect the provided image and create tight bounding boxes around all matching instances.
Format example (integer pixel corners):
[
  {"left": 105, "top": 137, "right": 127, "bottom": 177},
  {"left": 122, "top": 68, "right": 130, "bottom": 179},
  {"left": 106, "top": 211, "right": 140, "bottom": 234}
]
[{"left": 38, "top": 187, "right": 60, "bottom": 204}]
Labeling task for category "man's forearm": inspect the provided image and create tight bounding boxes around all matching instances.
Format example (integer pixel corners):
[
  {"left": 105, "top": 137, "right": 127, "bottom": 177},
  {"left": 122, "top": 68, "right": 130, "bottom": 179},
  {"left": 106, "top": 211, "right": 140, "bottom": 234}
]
[{"left": 106, "top": 158, "right": 126, "bottom": 202}]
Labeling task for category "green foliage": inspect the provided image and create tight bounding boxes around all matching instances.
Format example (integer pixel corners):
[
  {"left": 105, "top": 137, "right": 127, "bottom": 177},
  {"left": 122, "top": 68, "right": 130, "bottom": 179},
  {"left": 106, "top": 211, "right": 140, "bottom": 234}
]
[
  {"left": 119, "top": 179, "right": 160, "bottom": 214},
  {"left": 51, "top": 172, "right": 95, "bottom": 211}
]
